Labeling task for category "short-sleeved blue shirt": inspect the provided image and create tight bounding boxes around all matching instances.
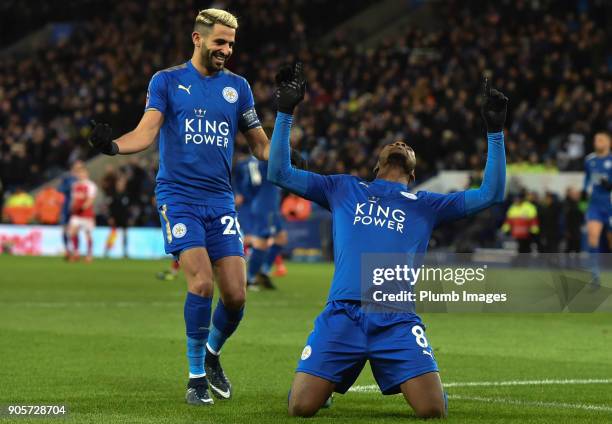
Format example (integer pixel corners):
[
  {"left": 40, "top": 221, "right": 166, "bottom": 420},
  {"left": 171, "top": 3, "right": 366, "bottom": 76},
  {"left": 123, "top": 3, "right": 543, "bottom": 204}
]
[{"left": 145, "top": 60, "right": 258, "bottom": 207}]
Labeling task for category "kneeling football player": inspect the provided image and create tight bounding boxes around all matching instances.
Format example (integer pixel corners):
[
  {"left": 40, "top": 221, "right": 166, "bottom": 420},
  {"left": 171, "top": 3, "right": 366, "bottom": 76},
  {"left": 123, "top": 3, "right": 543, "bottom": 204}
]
[{"left": 268, "top": 63, "right": 508, "bottom": 418}]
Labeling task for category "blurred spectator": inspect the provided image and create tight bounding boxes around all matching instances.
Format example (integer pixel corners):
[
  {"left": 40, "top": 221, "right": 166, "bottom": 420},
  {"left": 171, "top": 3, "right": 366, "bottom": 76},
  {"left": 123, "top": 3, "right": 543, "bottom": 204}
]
[
  {"left": 538, "top": 191, "right": 561, "bottom": 253},
  {"left": 502, "top": 190, "right": 540, "bottom": 253},
  {"left": 34, "top": 186, "right": 65, "bottom": 224},
  {"left": 0, "top": 0, "right": 610, "bottom": 258},
  {"left": 100, "top": 165, "right": 118, "bottom": 198},
  {"left": 2, "top": 188, "right": 35, "bottom": 224},
  {"left": 564, "top": 187, "right": 584, "bottom": 254},
  {"left": 1, "top": 0, "right": 610, "bottom": 192},
  {"left": 105, "top": 175, "right": 131, "bottom": 257}
]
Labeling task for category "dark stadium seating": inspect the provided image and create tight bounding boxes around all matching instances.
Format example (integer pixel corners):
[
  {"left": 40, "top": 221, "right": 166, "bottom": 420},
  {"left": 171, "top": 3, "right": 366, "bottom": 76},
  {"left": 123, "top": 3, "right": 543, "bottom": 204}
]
[{"left": 0, "top": 0, "right": 610, "bottom": 235}]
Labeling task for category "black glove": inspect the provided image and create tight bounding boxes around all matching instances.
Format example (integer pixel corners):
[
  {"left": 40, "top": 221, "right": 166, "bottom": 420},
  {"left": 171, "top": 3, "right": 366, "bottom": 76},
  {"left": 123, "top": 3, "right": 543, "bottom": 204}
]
[
  {"left": 480, "top": 78, "right": 508, "bottom": 133},
  {"left": 601, "top": 178, "right": 612, "bottom": 192},
  {"left": 291, "top": 148, "right": 308, "bottom": 170},
  {"left": 275, "top": 62, "right": 306, "bottom": 115},
  {"left": 581, "top": 189, "right": 588, "bottom": 201},
  {"left": 88, "top": 120, "right": 118, "bottom": 155}
]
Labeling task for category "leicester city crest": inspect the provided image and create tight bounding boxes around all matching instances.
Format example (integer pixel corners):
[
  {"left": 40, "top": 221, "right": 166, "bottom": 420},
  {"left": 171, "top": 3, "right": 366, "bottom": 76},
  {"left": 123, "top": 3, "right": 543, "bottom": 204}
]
[{"left": 222, "top": 86, "right": 238, "bottom": 103}]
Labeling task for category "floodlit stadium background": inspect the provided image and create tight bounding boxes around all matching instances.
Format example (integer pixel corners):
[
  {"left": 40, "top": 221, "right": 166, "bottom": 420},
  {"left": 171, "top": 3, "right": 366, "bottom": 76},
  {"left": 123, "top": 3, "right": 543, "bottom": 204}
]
[{"left": 0, "top": 1, "right": 611, "bottom": 423}]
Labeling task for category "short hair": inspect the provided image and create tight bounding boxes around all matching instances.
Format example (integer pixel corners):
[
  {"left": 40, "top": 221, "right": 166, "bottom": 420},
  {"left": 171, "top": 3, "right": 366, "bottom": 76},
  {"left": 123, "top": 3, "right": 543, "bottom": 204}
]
[{"left": 195, "top": 9, "right": 238, "bottom": 34}]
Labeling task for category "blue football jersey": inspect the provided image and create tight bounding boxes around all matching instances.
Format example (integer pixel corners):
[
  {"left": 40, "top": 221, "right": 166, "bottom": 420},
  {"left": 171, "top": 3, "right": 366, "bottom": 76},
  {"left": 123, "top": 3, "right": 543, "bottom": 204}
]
[
  {"left": 304, "top": 175, "right": 465, "bottom": 302},
  {"left": 232, "top": 158, "right": 254, "bottom": 203},
  {"left": 145, "top": 60, "right": 259, "bottom": 207},
  {"left": 584, "top": 153, "right": 612, "bottom": 206},
  {"left": 242, "top": 158, "right": 281, "bottom": 216}
]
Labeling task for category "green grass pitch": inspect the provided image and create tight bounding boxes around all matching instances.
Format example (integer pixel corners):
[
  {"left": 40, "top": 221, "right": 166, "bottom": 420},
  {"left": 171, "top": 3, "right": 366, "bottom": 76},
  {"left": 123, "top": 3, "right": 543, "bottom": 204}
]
[{"left": 0, "top": 256, "right": 611, "bottom": 423}]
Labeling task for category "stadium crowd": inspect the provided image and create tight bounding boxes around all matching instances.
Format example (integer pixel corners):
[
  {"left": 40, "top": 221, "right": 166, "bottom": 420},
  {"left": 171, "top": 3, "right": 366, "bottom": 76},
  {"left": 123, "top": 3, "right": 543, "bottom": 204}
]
[{"left": 0, "top": 0, "right": 610, "bottom": 250}]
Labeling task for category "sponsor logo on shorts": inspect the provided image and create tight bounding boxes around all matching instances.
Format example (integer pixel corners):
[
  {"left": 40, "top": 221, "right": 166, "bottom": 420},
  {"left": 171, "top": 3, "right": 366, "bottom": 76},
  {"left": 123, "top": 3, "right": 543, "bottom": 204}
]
[
  {"left": 172, "top": 223, "right": 187, "bottom": 238},
  {"left": 301, "top": 345, "right": 312, "bottom": 360}
]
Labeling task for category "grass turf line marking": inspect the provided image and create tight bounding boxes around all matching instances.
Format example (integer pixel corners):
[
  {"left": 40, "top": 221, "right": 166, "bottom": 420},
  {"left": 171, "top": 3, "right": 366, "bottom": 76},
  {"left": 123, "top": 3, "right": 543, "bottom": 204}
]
[
  {"left": 448, "top": 395, "right": 612, "bottom": 413},
  {"left": 349, "top": 378, "right": 612, "bottom": 393}
]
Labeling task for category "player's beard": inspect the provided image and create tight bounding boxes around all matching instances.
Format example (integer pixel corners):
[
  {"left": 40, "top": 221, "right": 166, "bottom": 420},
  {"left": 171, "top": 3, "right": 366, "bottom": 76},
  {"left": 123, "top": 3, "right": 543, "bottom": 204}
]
[
  {"left": 202, "top": 47, "right": 226, "bottom": 73},
  {"left": 385, "top": 152, "right": 413, "bottom": 175}
]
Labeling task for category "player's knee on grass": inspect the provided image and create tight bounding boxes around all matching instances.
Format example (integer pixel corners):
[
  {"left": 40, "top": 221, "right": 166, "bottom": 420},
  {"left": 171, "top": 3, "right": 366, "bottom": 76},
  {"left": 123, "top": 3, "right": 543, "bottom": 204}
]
[
  {"left": 288, "top": 373, "right": 334, "bottom": 417},
  {"left": 412, "top": 399, "right": 446, "bottom": 419},
  {"left": 288, "top": 395, "right": 322, "bottom": 417},
  {"left": 401, "top": 372, "right": 446, "bottom": 419}
]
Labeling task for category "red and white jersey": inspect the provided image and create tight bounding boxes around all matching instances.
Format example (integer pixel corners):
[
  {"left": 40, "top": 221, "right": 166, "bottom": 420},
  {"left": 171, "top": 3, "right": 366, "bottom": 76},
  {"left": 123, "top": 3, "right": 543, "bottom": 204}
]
[{"left": 71, "top": 179, "right": 97, "bottom": 218}]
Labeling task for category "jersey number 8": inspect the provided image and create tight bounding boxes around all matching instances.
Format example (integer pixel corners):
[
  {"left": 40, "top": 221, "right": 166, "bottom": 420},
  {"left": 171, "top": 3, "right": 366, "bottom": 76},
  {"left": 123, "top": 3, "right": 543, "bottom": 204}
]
[{"left": 411, "top": 325, "right": 429, "bottom": 348}]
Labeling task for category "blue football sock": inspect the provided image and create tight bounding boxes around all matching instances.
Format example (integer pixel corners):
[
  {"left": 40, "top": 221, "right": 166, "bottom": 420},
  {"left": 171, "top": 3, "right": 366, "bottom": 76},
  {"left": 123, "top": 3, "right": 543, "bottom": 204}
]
[
  {"left": 184, "top": 292, "right": 212, "bottom": 377},
  {"left": 588, "top": 246, "right": 600, "bottom": 280},
  {"left": 207, "top": 299, "right": 244, "bottom": 356},
  {"left": 262, "top": 244, "right": 283, "bottom": 274},
  {"left": 247, "top": 248, "right": 266, "bottom": 281}
]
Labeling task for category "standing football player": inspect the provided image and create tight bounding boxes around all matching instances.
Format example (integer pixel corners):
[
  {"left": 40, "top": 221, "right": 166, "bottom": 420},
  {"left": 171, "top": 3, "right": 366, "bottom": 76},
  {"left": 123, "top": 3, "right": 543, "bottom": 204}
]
[
  {"left": 241, "top": 155, "right": 289, "bottom": 290},
  {"left": 68, "top": 166, "right": 97, "bottom": 262},
  {"left": 268, "top": 64, "right": 507, "bottom": 418},
  {"left": 583, "top": 132, "right": 612, "bottom": 289},
  {"left": 88, "top": 9, "right": 270, "bottom": 405}
]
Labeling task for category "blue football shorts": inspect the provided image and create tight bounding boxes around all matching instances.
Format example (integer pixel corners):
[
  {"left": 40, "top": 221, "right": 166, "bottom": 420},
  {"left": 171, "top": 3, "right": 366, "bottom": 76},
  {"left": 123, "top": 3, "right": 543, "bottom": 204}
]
[
  {"left": 158, "top": 202, "right": 244, "bottom": 261},
  {"left": 586, "top": 202, "right": 612, "bottom": 227},
  {"left": 250, "top": 211, "right": 284, "bottom": 239},
  {"left": 296, "top": 300, "right": 438, "bottom": 395}
]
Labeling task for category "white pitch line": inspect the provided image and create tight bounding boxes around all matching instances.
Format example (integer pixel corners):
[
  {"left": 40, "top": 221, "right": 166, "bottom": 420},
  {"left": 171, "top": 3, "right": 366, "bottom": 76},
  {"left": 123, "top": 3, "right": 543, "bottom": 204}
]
[
  {"left": 449, "top": 395, "right": 612, "bottom": 413},
  {"left": 445, "top": 378, "right": 612, "bottom": 388},
  {"left": 349, "top": 378, "right": 612, "bottom": 393}
]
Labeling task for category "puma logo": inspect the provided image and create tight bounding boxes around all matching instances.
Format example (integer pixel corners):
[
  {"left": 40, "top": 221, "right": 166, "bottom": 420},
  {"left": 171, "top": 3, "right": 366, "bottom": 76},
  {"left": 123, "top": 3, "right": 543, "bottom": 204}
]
[{"left": 178, "top": 84, "right": 192, "bottom": 95}]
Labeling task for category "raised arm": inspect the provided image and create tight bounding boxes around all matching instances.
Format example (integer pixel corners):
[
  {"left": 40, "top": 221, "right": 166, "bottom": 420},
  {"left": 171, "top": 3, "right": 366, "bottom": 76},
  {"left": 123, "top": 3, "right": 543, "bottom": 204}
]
[
  {"left": 267, "top": 112, "right": 309, "bottom": 196},
  {"left": 464, "top": 79, "right": 508, "bottom": 215},
  {"left": 267, "top": 62, "right": 333, "bottom": 208},
  {"left": 464, "top": 132, "right": 506, "bottom": 214}
]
